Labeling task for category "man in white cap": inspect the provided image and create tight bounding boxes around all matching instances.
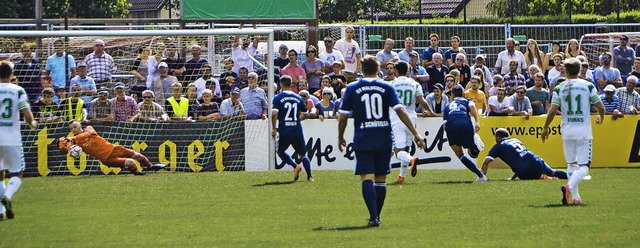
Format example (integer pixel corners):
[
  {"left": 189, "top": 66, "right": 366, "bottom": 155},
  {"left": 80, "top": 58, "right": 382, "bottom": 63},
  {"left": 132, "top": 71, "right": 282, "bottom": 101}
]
[
  {"left": 220, "top": 87, "right": 245, "bottom": 119},
  {"left": 152, "top": 62, "right": 179, "bottom": 104},
  {"left": 599, "top": 84, "right": 623, "bottom": 119},
  {"left": 84, "top": 39, "right": 116, "bottom": 87},
  {"left": 70, "top": 61, "right": 97, "bottom": 107}
]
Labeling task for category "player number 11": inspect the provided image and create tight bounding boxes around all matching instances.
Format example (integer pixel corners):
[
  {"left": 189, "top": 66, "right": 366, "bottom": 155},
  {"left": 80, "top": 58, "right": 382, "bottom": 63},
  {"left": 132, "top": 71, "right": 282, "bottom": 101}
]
[{"left": 563, "top": 94, "right": 583, "bottom": 115}]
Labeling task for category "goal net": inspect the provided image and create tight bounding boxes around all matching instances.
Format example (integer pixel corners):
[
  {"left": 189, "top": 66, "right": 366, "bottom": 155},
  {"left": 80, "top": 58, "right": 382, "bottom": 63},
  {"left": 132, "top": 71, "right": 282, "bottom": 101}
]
[
  {"left": 580, "top": 32, "right": 640, "bottom": 69},
  {"left": 0, "top": 28, "right": 275, "bottom": 176}
]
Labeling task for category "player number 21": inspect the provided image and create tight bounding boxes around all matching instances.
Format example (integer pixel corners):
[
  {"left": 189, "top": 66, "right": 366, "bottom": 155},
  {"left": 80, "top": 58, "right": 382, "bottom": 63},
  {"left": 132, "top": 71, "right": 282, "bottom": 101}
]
[
  {"left": 283, "top": 102, "right": 298, "bottom": 121},
  {"left": 361, "top": 93, "right": 383, "bottom": 120},
  {"left": 563, "top": 94, "right": 583, "bottom": 115}
]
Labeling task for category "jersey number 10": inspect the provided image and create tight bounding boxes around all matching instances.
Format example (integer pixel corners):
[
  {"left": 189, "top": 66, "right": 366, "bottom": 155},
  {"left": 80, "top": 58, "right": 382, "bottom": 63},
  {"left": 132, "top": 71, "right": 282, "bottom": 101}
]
[{"left": 361, "top": 93, "right": 383, "bottom": 120}]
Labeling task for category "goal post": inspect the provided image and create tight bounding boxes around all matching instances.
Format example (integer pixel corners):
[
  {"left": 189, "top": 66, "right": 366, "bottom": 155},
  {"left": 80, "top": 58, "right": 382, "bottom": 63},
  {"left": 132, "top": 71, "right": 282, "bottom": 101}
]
[
  {"left": 0, "top": 28, "right": 276, "bottom": 176},
  {"left": 579, "top": 32, "right": 640, "bottom": 70}
]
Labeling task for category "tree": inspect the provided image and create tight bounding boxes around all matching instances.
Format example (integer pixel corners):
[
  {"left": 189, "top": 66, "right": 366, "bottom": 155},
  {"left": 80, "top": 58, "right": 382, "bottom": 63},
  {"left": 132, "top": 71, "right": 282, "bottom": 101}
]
[
  {"left": 487, "top": 0, "right": 638, "bottom": 18},
  {"left": 318, "top": 0, "right": 417, "bottom": 22},
  {"left": 0, "top": 0, "right": 130, "bottom": 19}
]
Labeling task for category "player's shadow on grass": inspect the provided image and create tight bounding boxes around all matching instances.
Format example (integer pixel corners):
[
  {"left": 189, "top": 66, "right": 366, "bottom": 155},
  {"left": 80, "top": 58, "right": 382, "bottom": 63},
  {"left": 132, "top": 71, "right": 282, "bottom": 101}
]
[
  {"left": 433, "top": 181, "right": 474, "bottom": 184},
  {"left": 252, "top": 181, "right": 296, "bottom": 187},
  {"left": 531, "top": 204, "right": 587, "bottom": 208},
  {"left": 312, "top": 225, "right": 372, "bottom": 231}
]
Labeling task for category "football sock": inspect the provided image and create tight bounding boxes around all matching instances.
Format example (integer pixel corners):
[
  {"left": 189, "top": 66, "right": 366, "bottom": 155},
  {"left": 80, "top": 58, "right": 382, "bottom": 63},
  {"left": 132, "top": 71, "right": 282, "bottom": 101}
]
[
  {"left": 300, "top": 156, "right": 313, "bottom": 179},
  {"left": 553, "top": 170, "right": 568, "bottom": 179},
  {"left": 399, "top": 162, "right": 408, "bottom": 178},
  {"left": 396, "top": 151, "right": 413, "bottom": 164},
  {"left": 361, "top": 179, "right": 378, "bottom": 221},
  {"left": 374, "top": 182, "right": 386, "bottom": 218},
  {"left": 277, "top": 151, "right": 297, "bottom": 168},
  {"left": 460, "top": 155, "right": 484, "bottom": 177},
  {"left": 566, "top": 163, "right": 577, "bottom": 179},
  {"left": 570, "top": 165, "right": 589, "bottom": 201},
  {"left": 5, "top": 177, "right": 21, "bottom": 200},
  {"left": 138, "top": 155, "right": 153, "bottom": 169}
]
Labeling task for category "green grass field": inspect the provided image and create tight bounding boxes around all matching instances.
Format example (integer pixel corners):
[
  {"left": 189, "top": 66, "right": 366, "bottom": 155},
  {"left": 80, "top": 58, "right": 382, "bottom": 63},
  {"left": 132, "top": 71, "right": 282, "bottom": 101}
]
[{"left": 1, "top": 168, "right": 639, "bottom": 247}]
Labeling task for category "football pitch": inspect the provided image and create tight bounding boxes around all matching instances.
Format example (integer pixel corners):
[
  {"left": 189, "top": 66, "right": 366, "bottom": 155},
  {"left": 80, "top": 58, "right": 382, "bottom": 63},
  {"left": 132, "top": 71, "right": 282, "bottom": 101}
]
[{"left": 1, "top": 168, "right": 639, "bottom": 247}]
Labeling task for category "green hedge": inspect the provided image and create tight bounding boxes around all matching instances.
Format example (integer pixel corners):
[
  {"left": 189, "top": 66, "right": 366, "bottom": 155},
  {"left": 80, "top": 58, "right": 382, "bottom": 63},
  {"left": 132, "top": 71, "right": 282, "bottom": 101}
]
[{"left": 335, "top": 10, "right": 640, "bottom": 25}]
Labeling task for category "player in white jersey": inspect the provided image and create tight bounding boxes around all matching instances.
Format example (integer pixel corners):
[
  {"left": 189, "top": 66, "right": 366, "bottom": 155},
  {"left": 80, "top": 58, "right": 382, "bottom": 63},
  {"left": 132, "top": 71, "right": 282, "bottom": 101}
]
[
  {"left": 0, "top": 61, "right": 38, "bottom": 219},
  {"left": 541, "top": 58, "right": 604, "bottom": 205},
  {"left": 390, "top": 61, "right": 434, "bottom": 183}
]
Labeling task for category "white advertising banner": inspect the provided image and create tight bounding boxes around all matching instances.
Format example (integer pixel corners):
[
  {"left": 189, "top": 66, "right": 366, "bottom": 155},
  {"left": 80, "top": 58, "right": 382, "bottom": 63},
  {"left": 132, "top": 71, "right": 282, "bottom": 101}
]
[{"left": 245, "top": 118, "right": 468, "bottom": 171}]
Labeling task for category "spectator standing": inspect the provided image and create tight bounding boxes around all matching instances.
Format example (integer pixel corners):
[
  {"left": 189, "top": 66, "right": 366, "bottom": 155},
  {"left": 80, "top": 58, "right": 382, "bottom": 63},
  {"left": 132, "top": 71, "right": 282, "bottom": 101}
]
[
  {"left": 152, "top": 62, "right": 179, "bottom": 104},
  {"left": 220, "top": 87, "right": 245, "bottom": 119},
  {"left": 281, "top": 50, "right": 306, "bottom": 93},
  {"left": 84, "top": 39, "right": 116, "bottom": 87},
  {"left": 616, "top": 75, "right": 640, "bottom": 114},
  {"left": 495, "top": 38, "right": 526, "bottom": 75},
  {"left": 598, "top": 84, "right": 623, "bottom": 119},
  {"left": 543, "top": 41, "right": 563, "bottom": 73},
  {"left": 131, "top": 90, "right": 169, "bottom": 122},
  {"left": 630, "top": 58, "right": 640, "bottom": 79},
  {"left": 425, "top": 53, "right": 449, "bottom": 93},
  {"left": 70, "top": 61, "right": 97, "bottom": 109},
  {"left": 274, "top": 44, "right": 290, "bottom": 70},
  {"left": 424, "top": 83, "right": 448, "bottom": 116},
  {"left": 472, "top": 54, "right": 493, "bottom": 88},
  {"left": 195, "top": 89, "right": 220, "bottom": 121},
  {"left": 45, "top": 39, "right": 76, "bottom": 91},
  {"left": 146, "top": 42, "right": 165, "bottom": 90},
  {"left": 165, "top": 82, "right": 191, "bottom": 121},
  {"left": 487, "top": 88, "right": 511, "bottom": 116},
  {"left": 60, "top": 84, "right": 87, "bottom": 122},
  {"left": 524, "top": 39, "right": 545, "bottom": 70},
  {"left": 88, "top": 87, "right": 114, "bottom": 122},
  {"left": 526, "top": 73, "right": 550, "bottom": 115},
  {"left": 14, "top": 43, "right": 42, "bottom": 104},
  {"left": 161, "top": 45, "right": 187, "bottom": 85},
  {"left": 382, "top": 63, "right": 397, "bottom": 82},
  {"left": 613, "top": 35, "right": 635, "bottom": 82},
  {"left": 564, "top": 39, "right": 586, "bottom": 59},
  {"left": 376, "top": 38, "right": 399, "bottom": 75},
  {"left": 131, "top": 47, "right": 151, "bottom": 100},
  {"left": 444, "top": 36, "right": 466, "bottom": 67},
  {"left": 231, "top": 36, "right": 254, "bottom": 74},
  {"left": 184, "top": 44, "right": 208, "bottom": 84},
  {"left": 471, "top": 68, "right": 489, "bottom": 97},
  {"left": 194, "top": 64, "right": 220, "bottom": 98},
  {"left": 595, "top": 52, "right": 623, "bottom": 90},
  {"left": 302, "top": 45, "right": 325, "bottom": 93},
  {"left": 318, "top": 36, "right": 344, "bottom": 74},
  {"left": 449, "top": 53, "right": 472, "bottom": 88},
  {"left": 111, "top": 82, "right": 138, "bottom": 122},
  {"left": 547, "top": 53, "right": 564, "bottom": 81},
  {"left": 334, "top": 26, "right": 361, "bottom": 82},
  {"left": 398, "top": 37, "right": 417, "bottom": 63},
  {"left": 408, "top": 51, "right": 428, "bottom": 86},
  {"left": 422, "top": 33, "right": 444, "bottom": 68},
  {"left": 31, "top": 87, "right": 62, "bottom": 123},
  {"left": 239, "top": 72, "right": 268, "bottom": 120},
  {"left": 509, "top": 86, "right": 532, "bottom": 118},
  {"left": 502, "top": 60, "right": 527, "bottom": 96}
]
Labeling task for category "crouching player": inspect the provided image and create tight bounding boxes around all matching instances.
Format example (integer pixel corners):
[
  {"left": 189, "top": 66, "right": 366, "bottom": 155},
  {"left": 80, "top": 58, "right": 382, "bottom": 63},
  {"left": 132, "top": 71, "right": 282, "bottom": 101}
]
[
  {"left": 58, "top": 120, "right": 167, "bottom": 175},
  {"left": 481, "top": 128, "right": 568, "bottom": 180}
]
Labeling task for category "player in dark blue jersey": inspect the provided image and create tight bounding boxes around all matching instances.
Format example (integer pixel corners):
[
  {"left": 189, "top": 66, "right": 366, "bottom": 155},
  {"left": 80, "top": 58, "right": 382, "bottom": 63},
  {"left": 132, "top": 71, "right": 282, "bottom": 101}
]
[
  {"left": 481, "top": 128, "right": 568, "bottom": 180},
  {"left": 338, "top": 55, "right": 426, "bottom": 227},
  {"left": 443, "top": 85, "right": 487, "bottom": 181},
  {"left": 271, "top": 75, "right": 314, "bottom": 182}
]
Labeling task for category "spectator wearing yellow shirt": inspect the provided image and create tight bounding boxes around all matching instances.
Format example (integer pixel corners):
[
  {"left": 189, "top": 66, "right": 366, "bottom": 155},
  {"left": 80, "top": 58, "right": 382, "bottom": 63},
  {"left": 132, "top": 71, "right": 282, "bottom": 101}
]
[{"left": 463, "top": 76, "right": 487, "bottom": 114}]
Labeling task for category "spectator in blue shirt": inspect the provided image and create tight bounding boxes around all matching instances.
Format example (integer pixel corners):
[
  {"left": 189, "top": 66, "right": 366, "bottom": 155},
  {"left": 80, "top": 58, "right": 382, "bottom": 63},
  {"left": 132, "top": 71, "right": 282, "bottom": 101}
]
[{"left": 239, "top": 72, "right": 267, "bottom": 120}]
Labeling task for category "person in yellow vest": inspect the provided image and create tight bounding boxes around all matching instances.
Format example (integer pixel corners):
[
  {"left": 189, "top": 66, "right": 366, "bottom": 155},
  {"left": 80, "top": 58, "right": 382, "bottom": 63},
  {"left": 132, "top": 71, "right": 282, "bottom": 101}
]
[
  {"left": 59, "top": 83, "right": 87, "bottom": 122},
  {"left": 164, "top": 82, "right": 191, "bottom": 121},
  {"left": 463, "top": 76, "right": 488, "bottom": 115}
]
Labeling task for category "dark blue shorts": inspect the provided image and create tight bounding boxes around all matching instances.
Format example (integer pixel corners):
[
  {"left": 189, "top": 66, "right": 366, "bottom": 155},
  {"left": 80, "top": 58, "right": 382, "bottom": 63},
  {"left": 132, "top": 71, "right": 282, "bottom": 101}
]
[
  {"left": 518, "top": 158, "right": 554, "bottom": 180},
  {"left": 278, "top": 131, "right": 307, "bottom": 156},
  {"left": 354, "top": 148, "right": 392, "bottom": 176},
  {"left": 445, "top": 120, "right": 475, "bottom": 149}
]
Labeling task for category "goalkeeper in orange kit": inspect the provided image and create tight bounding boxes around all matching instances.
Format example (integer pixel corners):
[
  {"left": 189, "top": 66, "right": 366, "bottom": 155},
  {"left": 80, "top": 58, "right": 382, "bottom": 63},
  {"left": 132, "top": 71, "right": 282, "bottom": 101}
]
[{"left": 58, "top": 120, "right": 167, "bottom": 175}]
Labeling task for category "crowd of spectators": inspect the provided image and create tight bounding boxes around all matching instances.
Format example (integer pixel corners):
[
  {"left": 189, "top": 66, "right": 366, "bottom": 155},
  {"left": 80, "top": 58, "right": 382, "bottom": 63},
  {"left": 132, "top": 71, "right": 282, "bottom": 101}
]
[{"left": 10, "top": 31, "right": 640, "bottom": 125}]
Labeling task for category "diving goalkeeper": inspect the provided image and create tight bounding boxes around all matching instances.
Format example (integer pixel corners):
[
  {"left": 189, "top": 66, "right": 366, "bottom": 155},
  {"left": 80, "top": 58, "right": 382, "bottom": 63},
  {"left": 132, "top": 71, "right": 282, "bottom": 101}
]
[{"left": 58, "top": 120, "right": 167, "bottom": 175}]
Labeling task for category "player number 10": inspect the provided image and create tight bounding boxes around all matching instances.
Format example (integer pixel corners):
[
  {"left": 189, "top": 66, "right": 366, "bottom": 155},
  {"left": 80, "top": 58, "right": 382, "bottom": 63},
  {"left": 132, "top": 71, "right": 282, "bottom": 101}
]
[{"left": 361, "top": 93, "right": 383, "bottom": 119}]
